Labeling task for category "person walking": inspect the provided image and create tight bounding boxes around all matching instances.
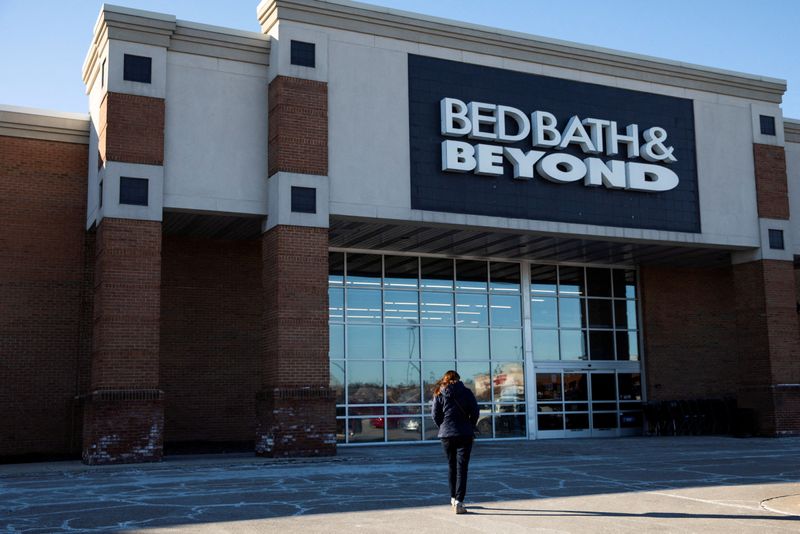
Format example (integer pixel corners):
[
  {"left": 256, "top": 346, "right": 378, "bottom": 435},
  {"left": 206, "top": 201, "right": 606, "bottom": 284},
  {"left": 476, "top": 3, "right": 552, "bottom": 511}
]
[{"left": 432, "top": 370, "right": 479, "bottom": 514}]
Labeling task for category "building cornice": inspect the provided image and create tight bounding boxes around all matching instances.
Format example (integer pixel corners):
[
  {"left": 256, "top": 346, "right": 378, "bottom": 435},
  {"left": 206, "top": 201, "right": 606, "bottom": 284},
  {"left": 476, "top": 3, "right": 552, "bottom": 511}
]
[
  {"left": 0, "top": 106, "right": 90, "bottom": 145},
  {"left": 257, "top": 0, "right": 786, "bottom": 104},
  {"left": 785, "top": 119, "right": 800, "bottom": 144},
  {"left": 83, "top": 5, "right": 270, "bottom": 91}
]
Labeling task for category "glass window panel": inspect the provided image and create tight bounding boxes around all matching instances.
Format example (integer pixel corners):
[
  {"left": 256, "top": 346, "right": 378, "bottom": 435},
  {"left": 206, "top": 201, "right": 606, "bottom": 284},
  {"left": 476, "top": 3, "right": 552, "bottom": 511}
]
[
  {"left": 347, "top": 360, "right": 383, "bottom": 404},
  {"left": 586, "top": 268, "right": 612, "bottom": 297},
  {"left": 493, "top": 362, "right": 525, "bottom": 403},
  {"left": 589, "top": 330, "right": 615, "bottom": 360},
  {"left": 388, "top": 418, "right": 422, "bottom": 441},
  {"left": 618, "top": 373, "right": 642, "bottom": 401},
  {"left": 348, "top": 418, "right": 384, "bottom": 443},
  {"left": 346, "top": 253, "right": 382, "bottom": 287},
  {"left": 615, "top": 331, "right": 630, "bottom": 360},
  {"left": 565, "top": 402, "right": 588, "bottom": 412},
  {"left": 420, "top": 291, "right": 454, "bottom": 324},
  {"left": 347, "top": 325, "right": 382, "bottom": 359},
  {"left": 620, "top": 411, "right": 643, "bottom": 428},
  {"left": 384, "top": 255, "right": 419, "bottom": 289},
  {"left": 587, "top": 299, "right": 613, "bottom": 329},
  {"left": 456, "top": 260, "right": 488, "bottom": 291},
  {"left": 530, "top": 264, "right": 557, "bottom": 295},
  {"left": 457, "top": 328, "right": 489, "bottom": 360},
  {"left": 385, "top": 326, "right": 419, "bottom": 359},
  {"left": 490, "top": 329, "right": 523, "bottom": 359},
  {"left": 538, "top": 414, "right": 564, "bottom": 431},
  {"left": 457, "top": 361, "right": 491, "bottom": 402},
  {"left": 536, "top": 373, "right": 562, "bottom": 401},
  {"left": 593, "top": 412, "right": 619, "bottom": 429},
  {"left": 329, "top": 288, "right": 344, "bottom": 322},
  {"left": 388, "top": 405, "right": 422, "bottom": 415},
  {"left": 455, "top": 293, "right": 488, "bottom": 326},
  {"left": 591, "top": 373, "right": 616, "bottom": 400},
  {"left": 330, "top": 360, "right": 345, "bottom": 404},
  {"left": 349, "top": 406, "right": 384, "bottom": 417},
  {"left": 330, "top": 324, "right": 344, "bottom": 359},
  {"left": 346, "top": 289, "right": 382, "bottom": 323},
  {"left": 537, "top": 403, "right": 562, "bottom": 412},
  {"left": 565, "top": 413, "right": 589, "bottom": 430},
  {"left": 476, "top": 406, "right": 493, "bottom": 438},
  {"left": 614, "top": 300, "right": 638, "bottom": 330},
  {"left": 386, "top": 361, "right": 421, "bottom": 404},
  {"left": 564, "top": 373, "right": 588, "bottom": 401},
  {"left": 593, "top": 402, "right": 618, "bottom": 411},
  {"left": 423, "top": 361, "right": 456, "bottom": 402},
  {"left": 531, "top": 297, "right": 558, "bottom": 328},
  {"left": 612, "top": 269, "right": 637, "bottom": 299},
  {"left": 336, "top": 418, "right": 346, "bottom": 443},
  {"left": 560, "top": 330, "right": 587, "bottom": 360},
  {"left": 424, "top": 416, "right": 439, "bottom": 440},
  {"left": 336, "top": 407, "right": 345, "bottom": 417},
  {"left": 490, "top": 262, "right": 520, "bottom": 292},
  {"left": 421, "top": 327, "right": 455, "bottom": 360},
  {"left": 490, "top": 294, "right": 521, "bottom": 326},
  {"left": 532, "top": 330, "right": 560, "bottom": 360},
  {"left": 495, "top": 414, "right": 526, "bottom": 437},
  {"left": 559, "top": 297, "right": 585, "bottom": 329},
  {"left": 383, "top": 290, "right": 419, "bottom": 324},
  {"left": 558, "top": 266, "right": 585, "bottom": 297},
  {"left": 628, "top": 331, "right": 639, "bottom": 360},
  {"left": 329, "top": 252, "right": 344, "bottom": 286},
  {"left": 421, "top": 257, "right": 454, "bottom": 290}
]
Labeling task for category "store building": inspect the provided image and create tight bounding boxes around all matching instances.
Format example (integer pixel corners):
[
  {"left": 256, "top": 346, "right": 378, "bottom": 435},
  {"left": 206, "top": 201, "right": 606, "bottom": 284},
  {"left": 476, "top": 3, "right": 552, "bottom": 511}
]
[{"left": 1, "top": 0, "right": 799, "bottom": 464}]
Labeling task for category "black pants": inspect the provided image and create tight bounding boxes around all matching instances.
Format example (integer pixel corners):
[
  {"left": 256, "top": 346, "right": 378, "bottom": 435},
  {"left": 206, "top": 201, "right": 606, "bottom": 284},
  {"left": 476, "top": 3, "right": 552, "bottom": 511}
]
[{"left": 441, "top": 436, "right": 474, "bottom": 502}]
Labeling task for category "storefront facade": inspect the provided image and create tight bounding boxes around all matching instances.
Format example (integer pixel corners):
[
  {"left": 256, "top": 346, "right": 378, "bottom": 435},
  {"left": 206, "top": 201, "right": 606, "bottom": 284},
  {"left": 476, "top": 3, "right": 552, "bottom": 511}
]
[{"left": 1, "top": 0, "right": 799, "bottom": 463}]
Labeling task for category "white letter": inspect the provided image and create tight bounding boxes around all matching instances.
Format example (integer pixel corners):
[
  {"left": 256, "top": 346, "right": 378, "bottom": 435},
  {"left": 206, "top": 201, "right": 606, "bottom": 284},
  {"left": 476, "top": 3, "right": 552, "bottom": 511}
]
[
  {"left": 497, "top": 105, "right": 530, "bottom": 143},
  {"left": 504, "top": 148, "right": 545, "bottom": 179},
  {"left": 558, "top": 115, "right": 595, "bottom": 153},
  {"left": 585, "top": 158, "right": 626, "bottom": 189},
  {"left": 640, "top": 127, "right": 678, "bottom": 163},
  {"left": 536, "top": 153, "right": 587, "bottom": 183},
  {"left": 441, "top": 140, "right": 476, "bottom": 172},
  {"left": 440, "top": 98, "right": 470, "bottom": 137},
  {"left": 476, "top": 144, "right": 504, "bottom": 175},
  {"left": 581, "top": 118, "right": 610, "bottom": 154},
  {"left": 626, "top": 162, "right": 679, "bottom": 192},
  {"left": 468, "top": 102, "right": 498, "bottom": 141},
  {"left": 605, "top": 122, "right": 640, "bottom": 158},
  {"left": 531, "top": 111, "right": 561, "bottom": 147}
]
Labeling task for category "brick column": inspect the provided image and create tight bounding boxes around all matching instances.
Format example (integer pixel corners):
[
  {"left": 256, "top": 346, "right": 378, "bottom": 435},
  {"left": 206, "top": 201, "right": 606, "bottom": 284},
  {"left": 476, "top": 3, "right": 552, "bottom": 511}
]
[
  {"left": 256, "top": 225, "right": 335, "bottom": 456},
  {"left": 83, "top": 218, "right": 164, "bottom": 464}
]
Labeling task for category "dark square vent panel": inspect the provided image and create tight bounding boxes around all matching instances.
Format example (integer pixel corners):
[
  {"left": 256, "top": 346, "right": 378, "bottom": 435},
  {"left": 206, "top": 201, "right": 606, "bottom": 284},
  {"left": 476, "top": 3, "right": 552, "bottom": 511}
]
[
  {"left": 291, "top": 186, "right": 316, "bottom": 213},
  {"left": 119, "top": 177, "right": 149, "bottom": 206},
  {"left": 290, "top": 40, "right": 315, "bottom": 68},
  {"left": 123, "top": 54, "right": 152, "bottom": 83},
  {"left": 760, "top": 115, "right": 776, "bottom": 136}
]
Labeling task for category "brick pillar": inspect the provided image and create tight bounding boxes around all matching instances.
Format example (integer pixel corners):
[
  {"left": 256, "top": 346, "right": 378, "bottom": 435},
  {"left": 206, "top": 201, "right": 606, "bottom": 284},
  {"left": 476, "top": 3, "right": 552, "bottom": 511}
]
[
  {"left": 256, "top": 225, "right": 335, "bottom": 456},
  {"left": 82, "top": 218, "right": 164, "bottom": 464}
]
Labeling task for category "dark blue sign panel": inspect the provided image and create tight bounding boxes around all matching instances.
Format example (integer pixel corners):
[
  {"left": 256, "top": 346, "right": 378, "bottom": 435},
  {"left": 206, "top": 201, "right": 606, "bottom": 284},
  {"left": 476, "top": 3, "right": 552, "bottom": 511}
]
[{"left": 408, "top": 54, "right": 700, "bottom": 233}]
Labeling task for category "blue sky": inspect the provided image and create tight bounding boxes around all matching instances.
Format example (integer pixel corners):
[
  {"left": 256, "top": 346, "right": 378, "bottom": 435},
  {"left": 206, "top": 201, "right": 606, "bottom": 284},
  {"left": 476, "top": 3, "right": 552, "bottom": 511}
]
[{"left": 1, "top": 0, "right": 798, "bottom": 118}]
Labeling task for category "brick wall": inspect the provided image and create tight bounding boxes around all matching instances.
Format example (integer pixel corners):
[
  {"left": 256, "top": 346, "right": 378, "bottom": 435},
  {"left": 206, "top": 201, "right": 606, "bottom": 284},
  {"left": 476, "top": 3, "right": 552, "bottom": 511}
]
[
  {"left": 640, "top": 265, "right": 739, "bottom": 400},
  {"left": 99, "top": 92, "right": 165, "bottom": 166},
  {"left": 160, "top": 235, "right": 262, "bottom": 447},
  {"left": 753, "top": 143, "right": 789, "bottom": 219},
  {"left": 268, "top": 76, "right": 328, "bottom": 177},
  {"left": 257, "top": 225, "right": 335, "bottom": 456},
  {"left": 0, "top": 135, "right": 90, "bottom": 458}
]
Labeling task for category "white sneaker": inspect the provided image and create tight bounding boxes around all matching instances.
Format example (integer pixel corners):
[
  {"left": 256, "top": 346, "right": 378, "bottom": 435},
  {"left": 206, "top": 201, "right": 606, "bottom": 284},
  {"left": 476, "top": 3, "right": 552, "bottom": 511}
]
[
  {"left": 454, "top": 501, "right": 467, "bottom": 514},
  {"left": 450, "top": 497, "right": 456, "bottom": 509}
]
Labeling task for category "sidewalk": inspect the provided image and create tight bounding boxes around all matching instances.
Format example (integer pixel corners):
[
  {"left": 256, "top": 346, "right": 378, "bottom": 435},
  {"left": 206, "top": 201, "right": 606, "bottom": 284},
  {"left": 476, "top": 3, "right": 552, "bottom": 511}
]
[{"left": 2, "top": 436, "right": 799, "bottom": 533}]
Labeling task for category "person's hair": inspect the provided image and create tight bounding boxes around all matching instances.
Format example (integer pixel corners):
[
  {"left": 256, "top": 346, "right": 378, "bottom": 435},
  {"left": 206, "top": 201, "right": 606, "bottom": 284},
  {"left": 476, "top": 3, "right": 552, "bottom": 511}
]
[{"left": 434, "top": 370, "right": 460, "bottom": 396}]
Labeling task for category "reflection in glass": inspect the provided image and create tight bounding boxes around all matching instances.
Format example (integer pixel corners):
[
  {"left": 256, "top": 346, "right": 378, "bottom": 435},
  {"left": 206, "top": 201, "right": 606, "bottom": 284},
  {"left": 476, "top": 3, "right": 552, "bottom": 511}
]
[
  {"left": 421, "top": 327, "right": 455, "bottom": 360},
  {"left": 620, "top": 411, "right": 643, "bottom": 428},
  {"left": 490, "top": 262, "right": 520, "bottom": 292},
  {"left": 566, "top": 413, "right": 589, "bottom": 430},
  {"left": 383, "top": 290, "right": 418, "bottom": 324},
  {"left": 532, "top": 330, "right": 559, "bottom": 360},
  {"left": 336, "top": 418, "right": 346, "bottom": 443},
  {"left": 591, "top": 373, "right": 616, "bottom": 400},
  {"left": 628, "top": 331, "right": 639, "bottom": 360},
  {"left": 593, "top": 412, "right": 618, "bottom": 429},
  {"left": 457, "top": 328, "right": 489, "bottom": 360},
  {"left": 490, "top": 329, "right": 523, "bottom": 359},
  {"left": 476, "top": 406, "right": 493, "bottom": 438},
  {"left": 421, "top": 291, "right": 454, "bottom": 324},
  {"left": 538, "top": 414, "right": 563, "bottom": 431},
  {"left": 612, "top": 269, "right": 637, "bottom": 299},
  {"left": 385, "top": 326, "right": 419, "bottom": 359},
  {"left": 388, "top": 418, "right": 422, "bottom": 441},
  {"left": 616, "top": 331, "right": 630, "bottom": 360},
  {"left": 421, "top": 257, "right": 454, "bottom": 290},
  {"left": 530, "top": 264, "right": 557, "bottom": 295},
  {"left": 490, "top": 294, "right": 521, "bottom": 326},
  {"left": 614, "top": 300, "right": 638, "bottom": 330},
  {"left": 560, "top": 330, "right": 586, "bottom": 360},
  {"left": 329, "top": 252, "right": 344, "bottom": 285},
  {"left": 346, "top": 289, "right": 382, "bottom": 323},
  {"left": 329, "top": 288, "right": 344, "bottom": 322},
  {"left": 423, "top": 361, "right": 455, "bottom": 402},
  {"left": 589, "top": 330, "right": 614, "bottom": 360},
  {"left": 348, "top": 418, "right": 384, "bottom": 443},
  {"left": 457, "top": 361, "right": 491, "bottom": 402},
  {"left": 424, "top": 416, "right": 439, "bottom": 440},
  {"left": 330, "top": 324, "right": 344, "bottom": 359},
  {"left": 347, "top": 325, "right": 381, "bottom": 359},
  {"left": 456, "top": 260, "right": 488, "bottom": 291},
  {"left": 347, "top": 360, "right": 383, "bottom": 404},
  {"left": 455, "top": 293, "right": 488, "bottom": 326},
  {"left": 495, "top": 414, "right": 526, "bottom": 437},
  {"left": 330, "top": 360, "right": 344, "bottom": 404},
  {"left": 384, "top": 255, "right": 418, "bottom": 289},
  {"left": 558, "top": 266, "right": 585, "bottom": 297},
  {"left": 618, "top": 373, "right": 642, "bottom": 401},
  {"left": 587, "top": 299, "right": 613, "bottom": 329},
  {"left": 586, "top": 268, "right": 612, "bottom": 297},
  {"left": 536, "top": 373, "right": 562, "bottom": 401},
  {"left": 565, "top": 403, "right": 588, "bottom": 412},
  {"left": 346, "top": 254, "right": 382, "bottom": 287},
  {"left": 532, "top": 297, "right": 558, "bottom": 328},
  {"left": 564, "top": 373, "right": 588, "bottom": 401},
  {"left": 387, "top": 405, "right": 421, "bottom": 415},
  {"left": 349, "top": 406, "right": 383, "bottom": 417},
  {"left": 386, "top": 361, "right": 421, "bottom": 404},
  {"left": 558, "top": 297, "right": 585, "bottom": 329},
  {"left": 493, "top": 362, "right": 525, "bottom": 403}
]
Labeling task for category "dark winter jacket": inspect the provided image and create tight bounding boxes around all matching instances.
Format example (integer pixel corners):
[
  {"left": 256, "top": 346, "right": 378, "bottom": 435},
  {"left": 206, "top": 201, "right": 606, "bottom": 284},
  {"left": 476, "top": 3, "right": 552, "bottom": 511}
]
[{"left": 432, "top": 381, "right": 480, "bottom": 438}]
